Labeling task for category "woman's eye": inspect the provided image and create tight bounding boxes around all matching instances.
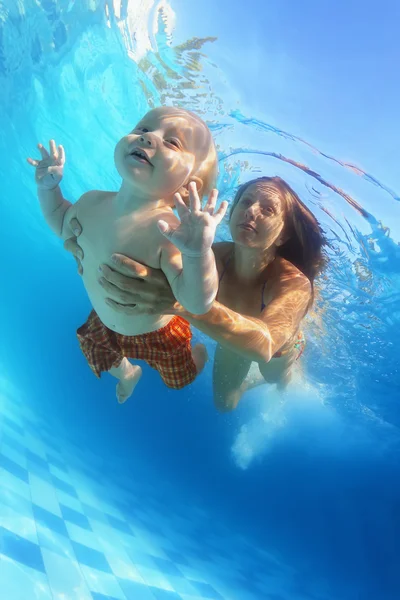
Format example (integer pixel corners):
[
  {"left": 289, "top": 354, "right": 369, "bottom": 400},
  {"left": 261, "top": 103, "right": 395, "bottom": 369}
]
[{"left": 136, "top": 127, "right": 149, "bottom": 133}]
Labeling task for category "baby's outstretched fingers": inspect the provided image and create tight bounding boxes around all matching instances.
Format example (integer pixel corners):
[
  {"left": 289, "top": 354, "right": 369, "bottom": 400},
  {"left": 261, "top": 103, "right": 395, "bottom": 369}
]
[
  {"left": 204, "top": 188, "right": 219, "bottom": 214},
  {"left": 214, "top": 200, "right": 228, "bottom": 224},
  {"left": 188, "top": 181, "right": 201, "bottom": 213},
  {"left": 58, "top": 144, "right": 66, "bottom": 165},
  {"left": 157, "top": 219, "right": 172, "bottom": 237},
  {"left": 27, "top": 157, "right": 39, "bottom": 167},
  {"left": 173, "top": 193, "right": 189, "bottom": 220},
  {"left": 49, "top": 139, "right": 58, "bottom": 162},
  {"left": 38, "top": 143, "right": 50, "bottom": 160}
]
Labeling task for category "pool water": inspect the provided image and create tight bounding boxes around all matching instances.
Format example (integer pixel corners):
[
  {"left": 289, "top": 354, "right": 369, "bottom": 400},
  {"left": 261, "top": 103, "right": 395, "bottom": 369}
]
[{"left": 1, "top": 1, "right": 400, "bottom": 599}]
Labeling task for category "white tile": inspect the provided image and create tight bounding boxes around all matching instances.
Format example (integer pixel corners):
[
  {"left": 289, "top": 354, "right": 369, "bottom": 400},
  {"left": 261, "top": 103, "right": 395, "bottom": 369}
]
[
  {"left": 29, "top": 474, "right": 62, "bottom": 517},
  {"left": 41, "top": 548, "right": 92, "bottom": 600},
  {"left": 0, "top": 504, "right": 38, "bottom": 544},
  {"left": 0, "top": 554, "right": 53, "bottom": 600},
  {"left": 80, "top": 564, "right": 126, "bottom": 598}
]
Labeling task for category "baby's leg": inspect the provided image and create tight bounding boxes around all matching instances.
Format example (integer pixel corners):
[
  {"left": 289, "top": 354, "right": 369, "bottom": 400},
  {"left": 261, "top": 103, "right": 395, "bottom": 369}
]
[
  {"left": 109, "top": 358, "right": 142, "bottom": 404},
  {"left": 191, "top": 343, "right": 208, "bottom": 376}
]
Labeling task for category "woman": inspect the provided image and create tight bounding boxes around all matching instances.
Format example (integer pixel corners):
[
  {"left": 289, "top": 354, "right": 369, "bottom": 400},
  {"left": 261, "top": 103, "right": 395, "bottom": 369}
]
[{"left": 65, "top": 177, "right": 326, "bottom": 411}]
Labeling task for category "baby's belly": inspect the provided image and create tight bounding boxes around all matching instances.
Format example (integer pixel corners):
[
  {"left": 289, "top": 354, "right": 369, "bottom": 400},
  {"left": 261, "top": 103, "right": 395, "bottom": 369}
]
[{"left": 81, "top": 266, "right": 171, "bottom": 337}]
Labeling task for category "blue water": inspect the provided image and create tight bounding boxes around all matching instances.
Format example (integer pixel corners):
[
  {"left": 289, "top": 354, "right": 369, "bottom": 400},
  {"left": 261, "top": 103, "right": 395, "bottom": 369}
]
[{"left": 1, "top": 1, "right": 400, "bottom": 599}]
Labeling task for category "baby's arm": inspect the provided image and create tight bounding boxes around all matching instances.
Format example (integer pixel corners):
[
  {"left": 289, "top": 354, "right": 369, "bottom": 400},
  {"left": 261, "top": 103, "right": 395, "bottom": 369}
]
[
  {"left": 27, "top": 140, "right": 73, "bottom": 238},
  {"left": 161, "top": 240, "right": 218, "bottom": 316},
  {"left": 159, "top": 184, "right": 227, "bottom": 315}
]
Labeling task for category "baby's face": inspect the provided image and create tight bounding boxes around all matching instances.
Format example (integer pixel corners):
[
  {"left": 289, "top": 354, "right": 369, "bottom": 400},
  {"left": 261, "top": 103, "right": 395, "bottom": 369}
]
[{"left": 114, "top": 107, "right": 210, "bottom": 200}]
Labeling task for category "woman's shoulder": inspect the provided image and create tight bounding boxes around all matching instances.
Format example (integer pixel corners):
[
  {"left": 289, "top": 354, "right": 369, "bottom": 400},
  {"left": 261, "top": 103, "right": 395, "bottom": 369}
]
[
  {"left": 213, "top": 241, "right": 234, "bottom": 266},
  {"left": 213, "top": 241, "right": 233, "bottom": 255},
  {"left": 272, "top": 257, "right": 311, "bottom": 291}
]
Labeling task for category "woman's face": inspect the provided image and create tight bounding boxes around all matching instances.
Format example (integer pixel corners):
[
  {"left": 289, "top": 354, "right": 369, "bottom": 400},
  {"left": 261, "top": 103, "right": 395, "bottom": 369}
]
[{"left": 229, "top": 182, "right": 287, "bottom": 249}]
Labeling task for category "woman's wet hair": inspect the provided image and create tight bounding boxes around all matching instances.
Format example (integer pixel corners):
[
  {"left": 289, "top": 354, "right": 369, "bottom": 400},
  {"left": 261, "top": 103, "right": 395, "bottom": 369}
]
[{"left": 230, "top": 176, "right": 327, "bottom": 285}]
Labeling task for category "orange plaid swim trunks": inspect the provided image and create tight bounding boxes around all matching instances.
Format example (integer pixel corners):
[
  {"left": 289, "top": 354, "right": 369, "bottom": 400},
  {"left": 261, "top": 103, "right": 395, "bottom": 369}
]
[{"left": 77, "top": 311, "right": 197, "bottom": 389}]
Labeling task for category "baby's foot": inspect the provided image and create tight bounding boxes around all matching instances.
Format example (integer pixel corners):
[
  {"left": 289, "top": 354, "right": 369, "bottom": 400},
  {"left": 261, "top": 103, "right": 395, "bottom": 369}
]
[{"left": 116, "top": 365, "right": 142, "bottom": 404}]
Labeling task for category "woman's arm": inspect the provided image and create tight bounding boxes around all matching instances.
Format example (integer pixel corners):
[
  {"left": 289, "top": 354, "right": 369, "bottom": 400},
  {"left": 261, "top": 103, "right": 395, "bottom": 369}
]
[{"left": 180, "top": 274, "right": 311, "bottom": 363}]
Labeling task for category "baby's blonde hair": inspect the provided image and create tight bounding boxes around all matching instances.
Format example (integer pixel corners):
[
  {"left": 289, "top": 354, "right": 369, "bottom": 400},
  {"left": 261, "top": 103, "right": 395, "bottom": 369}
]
[{"left": 159, "top": 106, "right": 218, "bottom": 199}]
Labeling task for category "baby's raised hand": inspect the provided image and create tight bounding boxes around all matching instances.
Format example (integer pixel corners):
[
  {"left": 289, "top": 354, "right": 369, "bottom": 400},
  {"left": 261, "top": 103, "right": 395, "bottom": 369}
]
[
  {"left": 158, "top": 182, "right": 228, "bottom": 257},
  {"left": 27, "top": 140, "right": 65, "bottom": 190}
]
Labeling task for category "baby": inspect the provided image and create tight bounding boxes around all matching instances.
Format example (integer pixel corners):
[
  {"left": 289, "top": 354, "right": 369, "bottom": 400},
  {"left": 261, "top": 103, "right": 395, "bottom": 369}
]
[{"left": 28, "top": 106, "right": 227, "bottom": 402}]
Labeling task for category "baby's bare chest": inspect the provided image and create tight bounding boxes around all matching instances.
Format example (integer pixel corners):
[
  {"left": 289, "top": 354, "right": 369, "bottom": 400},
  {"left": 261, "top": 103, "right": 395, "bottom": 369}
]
[{"left": 76, "top": 200, "right": 165, "bottom": 269}]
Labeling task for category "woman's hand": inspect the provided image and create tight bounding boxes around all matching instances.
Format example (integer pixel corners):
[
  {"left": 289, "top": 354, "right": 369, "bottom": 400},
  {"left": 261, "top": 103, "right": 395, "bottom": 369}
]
[{"left": 99, "top": 255, "right": 178, "bottom": 316}]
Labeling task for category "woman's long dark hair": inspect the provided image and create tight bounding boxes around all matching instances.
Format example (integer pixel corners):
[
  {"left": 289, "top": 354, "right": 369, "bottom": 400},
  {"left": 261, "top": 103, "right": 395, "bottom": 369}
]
[{"left": 230, "top": 176, "right": 327, "bottom": 285}]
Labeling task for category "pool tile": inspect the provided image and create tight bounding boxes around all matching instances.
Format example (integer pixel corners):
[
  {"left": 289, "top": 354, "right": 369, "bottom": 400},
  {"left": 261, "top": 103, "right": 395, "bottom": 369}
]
[
  {"left": 3, "top": 416, "right": 24, "bottom": 436},
  {"left": 82, "top": 502, "right": 109, "bottom": 524},
  {"left": 0, "top": 503, "right": 38, "bottom": 544},
  {"left": 32, "top": 504, "right": 69, "bottom": 538},
  {"left": 164, "top": 575, "right": 200, "bottom": 596},
  {"left": 0, "top": 526, "right": 45, "bottom": 573},
  {"left": 0, "top": 454, "right": 29, "bottom": 483},
  {"left": 148, "top": 587, "right": 183, "bottom": 600},
  {"left": 0, "top": 554, "right": 53, "bottom": 599},
  {"left": 134, "top": 565, "right": 175, "bottom": 591},
  {"left": 2, "top": 432, "right": 26, "bottom": 455},
  {"left": 107, "top": 514, "right": 133, "bottom": 535},
  {"left": 51, "top": 474, "right": 78, "bottom": 498},
  {"left": 1, "top": 442, "right": 27, "bottom": 469},
  {"left": 71, "top": 540, "right": 113, "bottom": 573},
  {"left": 117, "top": 578, "right": 158, "bottom": 600},
  {"left": 29, "top": 474, "right": 62, "bottom": 517},
  {"left": 60, "top": 503, "right": 92, "bottom": 530},
  {"left": 91, "top": 594, "right": 126, "bottom": 600},
  {"left": 56, "top": 488, "right": 84, "bottom": 512},
  {"left": 47, "top": 453, "right": 68, "bottom": 472},
  {"left": 41, "top": 547, "right": 93, "bottom": 599},
  {"left": 80, "top": 564, "right": 127, "bottom": 599},
  {"left": 36, "top": 521, "right": 76, "bottom": 560},
  {"left": 0, "top": 464, "right": 31, "bottom": 500},
  {"left": 65, "top": 520, "right": 100, "bottom": 550},
  {"left": 190, "top": 580, "right": 225, "bottom": 599},
  {"left": 152, "top": 557, "right": 184, "bottom": 577}
]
